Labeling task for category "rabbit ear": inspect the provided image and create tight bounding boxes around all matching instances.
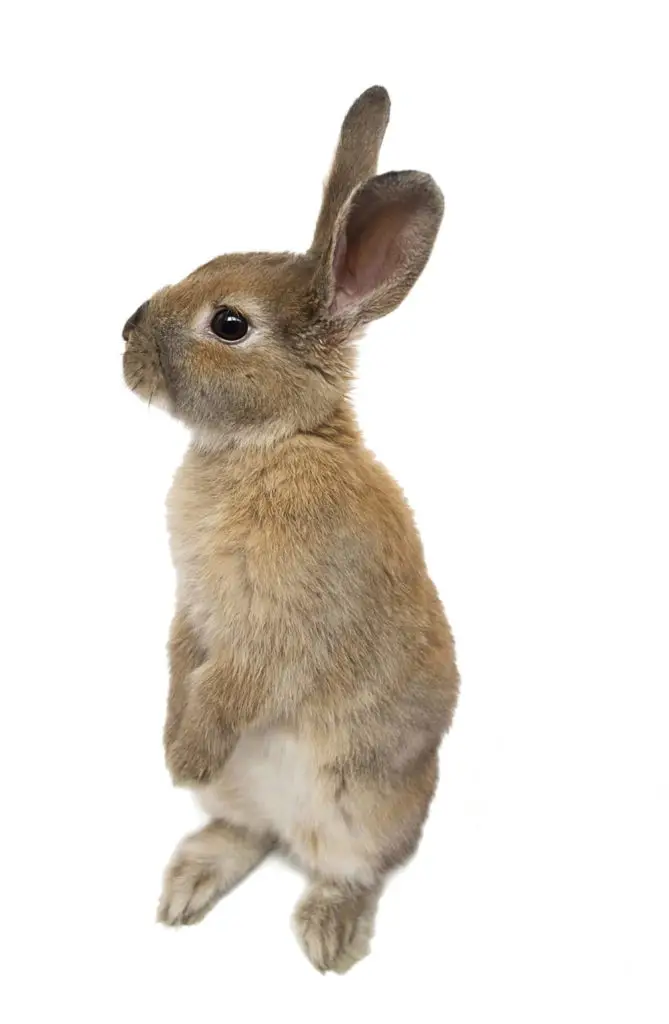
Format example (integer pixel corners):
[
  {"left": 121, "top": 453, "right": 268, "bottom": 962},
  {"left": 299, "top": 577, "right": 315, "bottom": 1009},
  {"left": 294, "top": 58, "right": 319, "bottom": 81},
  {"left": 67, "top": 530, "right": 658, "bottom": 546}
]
[
  {"left": 310, "top": 86, "right": 391, "bottom": 256},
  {"left": 315, "top": 170, "right": 444, "bottom": 325}
]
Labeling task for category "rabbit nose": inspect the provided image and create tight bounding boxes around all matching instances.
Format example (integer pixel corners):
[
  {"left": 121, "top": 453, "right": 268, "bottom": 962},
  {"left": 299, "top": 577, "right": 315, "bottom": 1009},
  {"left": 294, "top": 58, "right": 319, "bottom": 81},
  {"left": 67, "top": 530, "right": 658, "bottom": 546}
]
[{"left": 122, "top": 300, "right": 149, "bottom": 341}]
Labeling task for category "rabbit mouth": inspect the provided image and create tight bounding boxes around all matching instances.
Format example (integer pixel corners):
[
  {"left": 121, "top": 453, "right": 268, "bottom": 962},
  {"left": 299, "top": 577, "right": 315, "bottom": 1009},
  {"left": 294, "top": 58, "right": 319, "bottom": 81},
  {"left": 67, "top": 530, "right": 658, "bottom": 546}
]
[{"left": 123, "top": 332, "right": 170, "bottom": 409}]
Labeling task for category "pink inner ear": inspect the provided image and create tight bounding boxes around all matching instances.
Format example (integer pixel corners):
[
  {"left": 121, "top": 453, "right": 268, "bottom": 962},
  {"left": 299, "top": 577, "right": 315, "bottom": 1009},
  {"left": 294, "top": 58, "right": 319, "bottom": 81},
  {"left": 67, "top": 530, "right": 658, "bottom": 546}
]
[{"left": 333, "top": 198, "right": 417, "bottom": 313}]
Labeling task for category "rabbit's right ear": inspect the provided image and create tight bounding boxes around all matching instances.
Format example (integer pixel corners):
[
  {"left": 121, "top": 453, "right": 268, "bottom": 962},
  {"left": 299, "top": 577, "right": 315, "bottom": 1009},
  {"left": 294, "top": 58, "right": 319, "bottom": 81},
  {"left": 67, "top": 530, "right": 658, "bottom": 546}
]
[
  {"left": 313, "top": 170, "right": 444, "bottom": 327},
  {"left": 310, "top": 86, "right": 391, "bottom": 256}
]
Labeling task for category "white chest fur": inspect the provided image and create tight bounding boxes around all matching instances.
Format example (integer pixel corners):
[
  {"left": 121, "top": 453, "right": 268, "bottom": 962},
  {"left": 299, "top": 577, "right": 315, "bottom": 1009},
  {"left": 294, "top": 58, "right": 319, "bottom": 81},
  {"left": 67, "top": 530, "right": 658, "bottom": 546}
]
[
  {"left": 195, "top": 727, "right": 375, "bottom": 886},
  {"left": 197, "top": 728, "right": 318, "bottom": 830}
]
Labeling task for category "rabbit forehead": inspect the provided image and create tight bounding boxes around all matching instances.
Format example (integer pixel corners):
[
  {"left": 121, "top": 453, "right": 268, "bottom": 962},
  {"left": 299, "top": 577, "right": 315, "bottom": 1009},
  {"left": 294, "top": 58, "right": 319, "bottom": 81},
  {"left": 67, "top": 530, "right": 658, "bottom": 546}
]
[{"left": 163, "top": 251, "right": 317, "bottom": 319}]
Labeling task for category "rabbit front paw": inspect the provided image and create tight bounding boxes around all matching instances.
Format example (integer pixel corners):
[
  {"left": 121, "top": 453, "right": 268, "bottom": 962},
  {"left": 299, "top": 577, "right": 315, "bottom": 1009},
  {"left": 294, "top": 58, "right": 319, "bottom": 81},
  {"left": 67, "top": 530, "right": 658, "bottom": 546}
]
[{"left": 165, "top": 734, "right": 217, "bottom": 787}]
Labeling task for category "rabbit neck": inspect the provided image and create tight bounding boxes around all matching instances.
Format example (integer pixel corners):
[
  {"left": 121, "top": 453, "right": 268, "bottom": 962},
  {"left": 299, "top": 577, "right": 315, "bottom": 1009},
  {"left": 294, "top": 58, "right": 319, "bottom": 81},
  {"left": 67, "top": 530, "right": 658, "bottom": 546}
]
[{"left": 190, "top": 398, "right": 361, "bottom": 457}]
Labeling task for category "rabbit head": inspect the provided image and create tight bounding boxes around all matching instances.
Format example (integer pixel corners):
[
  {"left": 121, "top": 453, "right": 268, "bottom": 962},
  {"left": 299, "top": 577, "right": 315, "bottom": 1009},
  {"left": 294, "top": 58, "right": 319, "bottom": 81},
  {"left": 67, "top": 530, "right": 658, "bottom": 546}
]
[{"left": 122, "top": 87, "right": 444, "bottom": 444}]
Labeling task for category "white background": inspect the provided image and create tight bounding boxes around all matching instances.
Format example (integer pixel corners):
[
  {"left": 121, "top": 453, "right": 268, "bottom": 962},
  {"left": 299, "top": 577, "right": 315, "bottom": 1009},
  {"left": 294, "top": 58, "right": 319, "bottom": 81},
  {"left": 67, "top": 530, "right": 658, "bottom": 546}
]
[{"left": 2, "top": 1, "right": 667, "bottom": 1020}]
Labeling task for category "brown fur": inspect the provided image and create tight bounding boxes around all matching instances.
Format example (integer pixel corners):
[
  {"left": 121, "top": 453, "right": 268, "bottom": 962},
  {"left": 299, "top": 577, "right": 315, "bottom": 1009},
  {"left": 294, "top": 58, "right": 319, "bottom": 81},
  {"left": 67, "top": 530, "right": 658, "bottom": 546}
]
[{"left": 123, "top": 86, "right": 459, "bottom": 971}]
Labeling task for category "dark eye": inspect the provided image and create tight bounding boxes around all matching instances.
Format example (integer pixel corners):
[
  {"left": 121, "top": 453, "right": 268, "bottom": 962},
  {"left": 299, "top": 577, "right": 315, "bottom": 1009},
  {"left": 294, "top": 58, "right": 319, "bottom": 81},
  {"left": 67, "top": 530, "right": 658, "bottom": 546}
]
[{"left": 210, "top": 307, "right": 249, "bottom": 343}]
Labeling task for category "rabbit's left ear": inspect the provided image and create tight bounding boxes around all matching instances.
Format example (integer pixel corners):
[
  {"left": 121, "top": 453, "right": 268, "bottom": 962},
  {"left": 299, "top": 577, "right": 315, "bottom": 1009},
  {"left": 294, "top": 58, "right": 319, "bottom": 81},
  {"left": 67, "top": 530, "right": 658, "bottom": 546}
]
[
  {"left": 310, "top": 86, "right": 391, "bottom": 256},
  {"left": 315, "top": 170, "right": 444, "bottom": 325}
]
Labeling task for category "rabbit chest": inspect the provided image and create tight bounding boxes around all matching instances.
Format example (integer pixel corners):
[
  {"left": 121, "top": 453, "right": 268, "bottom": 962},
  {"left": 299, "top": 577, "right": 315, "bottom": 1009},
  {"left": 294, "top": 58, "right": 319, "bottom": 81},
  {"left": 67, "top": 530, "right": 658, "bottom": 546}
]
[
  {"left": 166, "top": 445, "right": 341, "bottom": 672},
  {"left": 167, "top": 450, "right": 286, "bottom": 654}
]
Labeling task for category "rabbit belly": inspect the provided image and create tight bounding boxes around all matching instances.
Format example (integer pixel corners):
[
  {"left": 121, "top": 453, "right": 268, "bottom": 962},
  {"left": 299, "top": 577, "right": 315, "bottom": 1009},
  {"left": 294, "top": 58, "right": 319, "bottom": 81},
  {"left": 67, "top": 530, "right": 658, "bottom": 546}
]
[{"left": 195, "top": 728, "right": 376, "bottom": 885}]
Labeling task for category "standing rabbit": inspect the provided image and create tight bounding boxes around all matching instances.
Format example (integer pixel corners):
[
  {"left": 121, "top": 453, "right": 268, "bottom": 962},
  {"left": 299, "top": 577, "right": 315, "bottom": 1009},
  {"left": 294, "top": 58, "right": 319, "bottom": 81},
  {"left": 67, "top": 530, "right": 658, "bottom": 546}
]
[{"left": 123, "top": 86, "right": 459, "bottom": 972}]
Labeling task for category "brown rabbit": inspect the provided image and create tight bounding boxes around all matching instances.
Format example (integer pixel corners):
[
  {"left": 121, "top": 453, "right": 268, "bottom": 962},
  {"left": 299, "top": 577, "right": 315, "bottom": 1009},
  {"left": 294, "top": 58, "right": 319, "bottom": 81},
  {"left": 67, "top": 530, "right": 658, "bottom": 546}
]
[{"left": 122, "top": 86, "right": 459, "bottom": 972}]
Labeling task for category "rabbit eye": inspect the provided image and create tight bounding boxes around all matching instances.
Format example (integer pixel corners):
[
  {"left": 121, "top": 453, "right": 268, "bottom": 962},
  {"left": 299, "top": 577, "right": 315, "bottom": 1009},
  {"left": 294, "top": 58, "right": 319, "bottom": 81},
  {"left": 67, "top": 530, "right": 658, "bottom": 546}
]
[{"left": 210, "top": 307, "right": 249, "bottom": 343}]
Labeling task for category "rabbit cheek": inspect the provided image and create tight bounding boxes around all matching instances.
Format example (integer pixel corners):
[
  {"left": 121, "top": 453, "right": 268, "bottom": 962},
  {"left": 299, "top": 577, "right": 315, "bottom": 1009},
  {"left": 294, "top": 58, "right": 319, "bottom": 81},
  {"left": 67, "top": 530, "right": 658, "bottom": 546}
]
[{"left": 166, "top": 345, "right": 229, "bottom": 427}]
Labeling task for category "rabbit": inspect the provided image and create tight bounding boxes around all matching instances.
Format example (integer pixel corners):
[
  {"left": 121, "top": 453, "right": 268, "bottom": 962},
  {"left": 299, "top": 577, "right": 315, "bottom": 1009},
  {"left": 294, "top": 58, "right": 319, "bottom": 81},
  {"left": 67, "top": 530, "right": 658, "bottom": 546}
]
[{"left": 122, "top": 85, "right": 459, "bottom": 973}]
